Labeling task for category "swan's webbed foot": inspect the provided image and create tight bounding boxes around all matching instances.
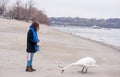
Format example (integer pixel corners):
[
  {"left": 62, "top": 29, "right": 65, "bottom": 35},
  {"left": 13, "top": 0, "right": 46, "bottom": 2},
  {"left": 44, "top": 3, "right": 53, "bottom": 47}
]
[{"left": 81, "top": 67, "right": 84, "bottom": 72}]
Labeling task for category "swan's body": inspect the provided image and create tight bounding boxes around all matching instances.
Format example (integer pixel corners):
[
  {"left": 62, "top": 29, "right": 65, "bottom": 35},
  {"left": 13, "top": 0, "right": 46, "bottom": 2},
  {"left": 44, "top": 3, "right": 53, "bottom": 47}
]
[{"left": 61, "top": 57, "right": 96, "bottom": 73}]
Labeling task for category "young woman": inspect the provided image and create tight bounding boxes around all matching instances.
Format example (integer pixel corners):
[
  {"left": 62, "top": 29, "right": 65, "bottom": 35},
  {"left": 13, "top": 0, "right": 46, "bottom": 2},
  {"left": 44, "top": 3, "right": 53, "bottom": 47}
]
[{"left": 26, "top": 22, "right": 40, "bottom": 72}]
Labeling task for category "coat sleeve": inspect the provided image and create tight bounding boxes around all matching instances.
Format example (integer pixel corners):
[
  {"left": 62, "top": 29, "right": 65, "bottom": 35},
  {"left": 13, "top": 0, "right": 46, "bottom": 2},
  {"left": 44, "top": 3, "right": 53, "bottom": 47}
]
[{"left": 27, "top": 30, "right": 37, "bottom": 44}]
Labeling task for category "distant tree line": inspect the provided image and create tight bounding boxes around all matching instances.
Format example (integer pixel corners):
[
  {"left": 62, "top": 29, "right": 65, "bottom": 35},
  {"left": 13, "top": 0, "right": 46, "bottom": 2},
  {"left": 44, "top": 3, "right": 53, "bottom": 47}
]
[
  {"left": 0, "top": 0, "right": 50, "bottom": 25},
  {"left": 49, "top": 17, "right": 120, "bottom": 28}
]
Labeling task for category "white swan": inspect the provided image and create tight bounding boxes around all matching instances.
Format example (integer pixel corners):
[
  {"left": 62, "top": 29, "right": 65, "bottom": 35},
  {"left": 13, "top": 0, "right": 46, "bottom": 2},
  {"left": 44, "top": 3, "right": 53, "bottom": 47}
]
[{"left": 61, "top": 57, "right": 96, "bottom": 73}]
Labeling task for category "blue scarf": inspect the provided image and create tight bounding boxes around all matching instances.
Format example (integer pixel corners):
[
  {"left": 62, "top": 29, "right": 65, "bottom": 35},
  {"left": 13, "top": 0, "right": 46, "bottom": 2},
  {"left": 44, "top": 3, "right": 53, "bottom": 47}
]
[{"left": 30, "top": 26, "right": 39, "bottom": 51}]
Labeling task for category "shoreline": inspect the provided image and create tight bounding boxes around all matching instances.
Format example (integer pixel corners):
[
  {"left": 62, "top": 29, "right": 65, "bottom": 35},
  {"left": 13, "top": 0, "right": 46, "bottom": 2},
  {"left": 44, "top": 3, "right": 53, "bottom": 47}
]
[
  {"left": 1, "top": 18, "right": 120, "bottom": 77},
  {"left": 51, "top": 27, "right": 120, "bottom": 52}
]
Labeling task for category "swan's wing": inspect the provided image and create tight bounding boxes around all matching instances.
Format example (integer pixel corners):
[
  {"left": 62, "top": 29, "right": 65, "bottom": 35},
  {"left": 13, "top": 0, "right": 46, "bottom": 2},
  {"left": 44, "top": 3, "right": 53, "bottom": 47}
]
[{"left": 74, "top": 57, "right": 96, "bottom": 66}]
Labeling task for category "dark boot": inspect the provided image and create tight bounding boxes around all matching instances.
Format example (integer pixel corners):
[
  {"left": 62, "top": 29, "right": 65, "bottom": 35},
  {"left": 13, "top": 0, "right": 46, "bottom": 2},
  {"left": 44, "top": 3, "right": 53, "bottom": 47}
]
[
  {"left": 30, "top": 66, "right": 36, "bottom": 71},
  {"left": 26, "top": 66, "right": 33, "bottom": 72}
]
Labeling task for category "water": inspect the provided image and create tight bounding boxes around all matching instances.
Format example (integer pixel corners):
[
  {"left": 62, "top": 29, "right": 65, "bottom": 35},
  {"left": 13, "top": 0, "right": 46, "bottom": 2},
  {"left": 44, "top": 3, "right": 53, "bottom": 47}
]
[{"left": 51, "top": 26, "right": 120, "bottom": 47}]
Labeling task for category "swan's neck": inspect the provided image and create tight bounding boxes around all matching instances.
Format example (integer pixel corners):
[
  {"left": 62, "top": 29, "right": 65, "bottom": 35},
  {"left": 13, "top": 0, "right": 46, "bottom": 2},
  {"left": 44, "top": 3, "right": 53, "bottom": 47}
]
[{"left": 63, "top": 63, "right": 73, "bottom": 70}]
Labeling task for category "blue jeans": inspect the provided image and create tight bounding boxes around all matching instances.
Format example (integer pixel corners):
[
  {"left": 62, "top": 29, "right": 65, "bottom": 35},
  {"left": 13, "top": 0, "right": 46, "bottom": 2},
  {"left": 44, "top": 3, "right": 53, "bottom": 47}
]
[{"left": 27, "top": 53, "right": 34, "bottom": 66}]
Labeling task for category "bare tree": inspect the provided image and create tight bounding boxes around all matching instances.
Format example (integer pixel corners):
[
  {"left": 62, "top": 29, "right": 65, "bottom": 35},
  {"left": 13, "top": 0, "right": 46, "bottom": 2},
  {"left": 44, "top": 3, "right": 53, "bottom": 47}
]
[
  {"left": 14, "top": 0, "right": 23, "bottom": 19},
  {"left": 0, "top": 0, "right": 9, "bottom": 16},
  {"left": 24, "top": 0, "right": 34, "bottom": 21},
  {"left": 7, "top": 0, "right": 50, "bottom": 25},
  {"left": 7, "top": 6, "right": 15, "bottom": 18}
]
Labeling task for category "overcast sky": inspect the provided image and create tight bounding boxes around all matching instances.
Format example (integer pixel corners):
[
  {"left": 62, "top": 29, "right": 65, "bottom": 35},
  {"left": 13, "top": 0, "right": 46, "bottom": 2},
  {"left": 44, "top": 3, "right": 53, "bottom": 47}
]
[{"left": 11, "top": 0, "right": 120, "bottom": 18}]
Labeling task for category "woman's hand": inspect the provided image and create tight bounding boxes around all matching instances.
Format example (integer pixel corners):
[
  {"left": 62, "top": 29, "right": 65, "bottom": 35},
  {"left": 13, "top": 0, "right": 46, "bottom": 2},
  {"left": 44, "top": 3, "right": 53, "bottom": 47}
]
[
  {"left": 37, "top": 39, "right": 41, "bottom": 47},
  {"left": 38, "top": 39, "right": 40, "bottom": 42},
  {"left": 37, "top": 42, "right": 40, "bottom": 46}
]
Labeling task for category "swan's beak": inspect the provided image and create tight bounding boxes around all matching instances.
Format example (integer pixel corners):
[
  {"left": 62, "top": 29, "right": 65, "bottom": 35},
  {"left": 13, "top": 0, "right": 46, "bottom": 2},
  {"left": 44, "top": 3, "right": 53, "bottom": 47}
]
[{"left": 61, "top": 70, "right": 64, "bottom": 74}]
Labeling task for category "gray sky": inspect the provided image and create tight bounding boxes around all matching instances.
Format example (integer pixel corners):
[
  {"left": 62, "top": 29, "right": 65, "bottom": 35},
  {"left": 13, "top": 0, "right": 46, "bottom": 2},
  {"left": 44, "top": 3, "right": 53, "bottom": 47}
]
[{"left": 11, "top": 0, "right": 120, "bottom": 18}]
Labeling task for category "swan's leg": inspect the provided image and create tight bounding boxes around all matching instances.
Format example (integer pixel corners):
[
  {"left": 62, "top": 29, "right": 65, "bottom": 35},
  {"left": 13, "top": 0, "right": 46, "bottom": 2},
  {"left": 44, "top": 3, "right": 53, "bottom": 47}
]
[
  {"left": 81, "top": 67, "right": 85, "bottom": 72},
  {"left": 85, "top": 68, "right": 88, "bottom": 73}
]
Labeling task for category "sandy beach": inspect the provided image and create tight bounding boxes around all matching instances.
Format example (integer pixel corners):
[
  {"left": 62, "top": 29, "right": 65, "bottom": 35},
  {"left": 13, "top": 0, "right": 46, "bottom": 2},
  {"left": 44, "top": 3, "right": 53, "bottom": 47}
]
[{"left": 0, "top": 18, "right": 120, "bottom": 77}]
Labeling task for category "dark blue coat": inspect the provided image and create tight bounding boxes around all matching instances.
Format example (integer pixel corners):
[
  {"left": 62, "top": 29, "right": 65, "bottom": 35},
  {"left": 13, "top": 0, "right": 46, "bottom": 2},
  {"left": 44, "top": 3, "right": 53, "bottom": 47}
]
[{"left": 26, "top": 29, "right": 37, "bottom": 53}]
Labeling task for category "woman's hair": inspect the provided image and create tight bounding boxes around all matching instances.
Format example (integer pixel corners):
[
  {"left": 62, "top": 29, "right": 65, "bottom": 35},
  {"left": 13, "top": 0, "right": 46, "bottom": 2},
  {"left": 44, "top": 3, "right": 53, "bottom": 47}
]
[{"left": 32, "top": 22, "right": 39, "bottom": 30}]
